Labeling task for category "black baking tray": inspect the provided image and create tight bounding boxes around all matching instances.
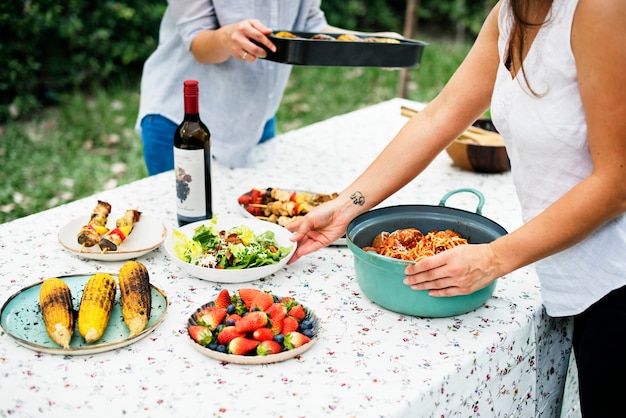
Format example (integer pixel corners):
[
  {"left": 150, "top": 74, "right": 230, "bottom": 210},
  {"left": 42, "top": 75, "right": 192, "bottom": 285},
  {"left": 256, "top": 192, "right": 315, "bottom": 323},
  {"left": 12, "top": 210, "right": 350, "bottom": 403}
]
[{"left": 261, "top": 31, "right": 426, "bottom": 68}]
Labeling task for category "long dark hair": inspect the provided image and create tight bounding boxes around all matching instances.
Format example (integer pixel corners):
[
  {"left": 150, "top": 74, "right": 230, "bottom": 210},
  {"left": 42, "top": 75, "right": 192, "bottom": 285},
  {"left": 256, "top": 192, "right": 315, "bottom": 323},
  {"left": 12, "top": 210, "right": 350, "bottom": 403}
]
[{"left": 508, "top": 0, "right": 553, "bottom": 95}]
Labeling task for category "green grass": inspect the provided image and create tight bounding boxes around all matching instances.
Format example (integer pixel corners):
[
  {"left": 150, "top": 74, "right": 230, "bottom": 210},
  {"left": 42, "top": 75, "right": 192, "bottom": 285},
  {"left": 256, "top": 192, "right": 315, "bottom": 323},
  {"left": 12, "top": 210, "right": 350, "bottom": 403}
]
[{"left": 0, "top": 38, "right": 470, "bottom": 224}]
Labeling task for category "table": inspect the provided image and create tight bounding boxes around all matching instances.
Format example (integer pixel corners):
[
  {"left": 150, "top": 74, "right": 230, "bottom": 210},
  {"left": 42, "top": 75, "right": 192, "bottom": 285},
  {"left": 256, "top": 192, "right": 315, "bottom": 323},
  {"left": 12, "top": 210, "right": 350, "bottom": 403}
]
[{"left": 0, "top": 98, "right": 579, "bottom": 417}]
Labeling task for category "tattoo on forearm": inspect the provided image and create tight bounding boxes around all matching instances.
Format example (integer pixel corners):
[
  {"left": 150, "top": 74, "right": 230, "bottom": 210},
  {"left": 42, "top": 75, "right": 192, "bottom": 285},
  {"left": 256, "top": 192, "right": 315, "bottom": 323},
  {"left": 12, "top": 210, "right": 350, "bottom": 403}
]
[{"left": 350, "top": 191, "right": 365, "bottom": 206}]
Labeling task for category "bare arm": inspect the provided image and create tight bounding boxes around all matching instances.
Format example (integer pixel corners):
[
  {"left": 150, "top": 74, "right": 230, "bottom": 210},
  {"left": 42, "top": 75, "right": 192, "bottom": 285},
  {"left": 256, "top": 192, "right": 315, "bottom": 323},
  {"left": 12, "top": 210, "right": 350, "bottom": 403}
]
[
  {"left": 405, "top": 0, "right": 626, "bottom": 296},
  {"left": 189, "top": 19, "right": 276, "bottom": 64}
]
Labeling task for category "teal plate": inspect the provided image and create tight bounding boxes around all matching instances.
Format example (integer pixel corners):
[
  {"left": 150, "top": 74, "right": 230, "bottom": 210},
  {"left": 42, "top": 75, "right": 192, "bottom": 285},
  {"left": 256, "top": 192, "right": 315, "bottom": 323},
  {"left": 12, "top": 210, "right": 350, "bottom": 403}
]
[{"left": 0, "top": 274, "right": 168, "bottom": 355}]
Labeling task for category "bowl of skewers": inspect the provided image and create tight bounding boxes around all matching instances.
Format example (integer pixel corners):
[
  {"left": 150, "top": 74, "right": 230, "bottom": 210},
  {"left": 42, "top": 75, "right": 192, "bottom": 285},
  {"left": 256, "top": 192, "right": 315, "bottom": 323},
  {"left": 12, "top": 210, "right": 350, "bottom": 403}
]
[{"left": 345, "top": 189, "right": 507, "bottom": 317}]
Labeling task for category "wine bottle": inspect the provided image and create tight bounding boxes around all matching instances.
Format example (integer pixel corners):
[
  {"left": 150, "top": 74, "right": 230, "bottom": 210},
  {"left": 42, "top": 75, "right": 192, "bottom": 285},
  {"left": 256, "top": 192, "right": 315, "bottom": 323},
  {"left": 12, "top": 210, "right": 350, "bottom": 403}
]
[{"left": 174, "top": 80, "right": 212, "bottom": 226}]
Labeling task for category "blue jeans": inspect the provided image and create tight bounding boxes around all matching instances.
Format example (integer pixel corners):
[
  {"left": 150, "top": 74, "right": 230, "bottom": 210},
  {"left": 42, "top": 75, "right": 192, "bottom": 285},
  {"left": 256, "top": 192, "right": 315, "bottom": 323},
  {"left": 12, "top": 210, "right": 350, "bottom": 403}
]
[{"left": 141, "top": 114, "right": 276, "bottom": 176}]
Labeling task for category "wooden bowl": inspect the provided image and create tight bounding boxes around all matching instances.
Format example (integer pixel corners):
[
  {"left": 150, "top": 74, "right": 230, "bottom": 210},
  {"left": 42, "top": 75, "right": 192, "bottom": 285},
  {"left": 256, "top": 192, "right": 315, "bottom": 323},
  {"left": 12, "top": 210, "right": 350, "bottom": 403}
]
[{"left": 445, "top": 119, "right": 510, "bottom": 173}]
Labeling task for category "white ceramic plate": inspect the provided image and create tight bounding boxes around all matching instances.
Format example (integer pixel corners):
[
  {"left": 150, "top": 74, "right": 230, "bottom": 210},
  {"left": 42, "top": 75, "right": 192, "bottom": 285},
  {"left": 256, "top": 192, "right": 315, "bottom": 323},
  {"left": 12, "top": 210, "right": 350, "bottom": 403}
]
[
  {"left": 164, "top": 216, "right": 296, "bottom": 283},
  {"left": 188, "top": 299, "right": 319, "bottom": 364},
  {"left": 237, "top": 188, "right": 346, "bottom": 246},
  {"left": 58, "top": 214, "right": 167, "bottom": 261},
  {"left": 0, "top": 274, "right": 168, "bottom": 355}
]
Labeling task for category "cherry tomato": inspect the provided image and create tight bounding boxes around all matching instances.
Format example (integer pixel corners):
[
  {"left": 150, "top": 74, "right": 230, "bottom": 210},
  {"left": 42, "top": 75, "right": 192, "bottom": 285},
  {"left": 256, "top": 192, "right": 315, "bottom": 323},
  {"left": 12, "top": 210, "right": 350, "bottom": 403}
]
[{"left": 238, "top": 195, "right": 251, "bottom": 205}]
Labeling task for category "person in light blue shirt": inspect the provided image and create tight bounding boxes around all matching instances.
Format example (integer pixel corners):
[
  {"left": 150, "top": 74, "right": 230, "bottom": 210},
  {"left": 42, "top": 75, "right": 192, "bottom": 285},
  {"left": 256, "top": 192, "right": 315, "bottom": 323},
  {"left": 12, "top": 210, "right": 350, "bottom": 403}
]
[{"left": 136, "top": 0, "right": 331, "bottom": 174}]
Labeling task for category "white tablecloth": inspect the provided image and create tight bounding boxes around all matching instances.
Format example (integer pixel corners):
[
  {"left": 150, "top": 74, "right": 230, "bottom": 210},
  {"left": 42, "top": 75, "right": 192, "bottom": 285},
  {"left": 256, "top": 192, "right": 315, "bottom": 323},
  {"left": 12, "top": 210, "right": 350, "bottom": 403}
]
[{"left": 0, "top": 98, "right": 580, "bottom": 417}]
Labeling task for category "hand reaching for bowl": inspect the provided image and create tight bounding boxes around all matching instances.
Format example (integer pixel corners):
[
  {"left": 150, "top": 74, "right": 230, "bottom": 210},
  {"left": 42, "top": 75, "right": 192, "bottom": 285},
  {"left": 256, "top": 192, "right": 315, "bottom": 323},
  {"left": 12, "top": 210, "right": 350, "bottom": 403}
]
[
  {"left": 286, "top": 199, "right": 351, "bottom": 264},
  {"left": 403, "top": 242, "right": 502, "bottom": 296}
]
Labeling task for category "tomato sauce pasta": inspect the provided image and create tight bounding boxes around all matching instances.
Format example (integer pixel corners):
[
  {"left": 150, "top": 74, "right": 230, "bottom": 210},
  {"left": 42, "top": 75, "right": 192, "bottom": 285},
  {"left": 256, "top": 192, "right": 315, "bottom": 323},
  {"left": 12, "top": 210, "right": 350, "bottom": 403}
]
[{"left": 363, "top": 228, "right": 468, "bottom": 261}]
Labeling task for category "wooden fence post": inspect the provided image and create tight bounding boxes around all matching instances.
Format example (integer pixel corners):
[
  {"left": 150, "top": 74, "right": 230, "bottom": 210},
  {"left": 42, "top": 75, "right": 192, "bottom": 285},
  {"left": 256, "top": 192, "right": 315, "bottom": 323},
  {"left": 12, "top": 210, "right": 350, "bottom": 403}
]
[{"left": 397, "top": 0, "right": 419, "bottom": 98}]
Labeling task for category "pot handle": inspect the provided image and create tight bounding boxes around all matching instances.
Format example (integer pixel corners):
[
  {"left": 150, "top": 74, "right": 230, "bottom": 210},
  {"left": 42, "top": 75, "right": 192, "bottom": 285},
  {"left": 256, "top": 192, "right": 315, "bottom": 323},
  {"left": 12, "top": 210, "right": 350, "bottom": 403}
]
[{"left": 438, "top": 188, "right": 485, "bottom": 215}]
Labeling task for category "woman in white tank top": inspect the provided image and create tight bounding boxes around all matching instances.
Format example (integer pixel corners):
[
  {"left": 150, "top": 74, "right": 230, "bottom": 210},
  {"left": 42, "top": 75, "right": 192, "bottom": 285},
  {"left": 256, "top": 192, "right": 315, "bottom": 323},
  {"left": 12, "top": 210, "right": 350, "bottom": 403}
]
[{"left": 287, "top": 0, "right": 626, "bottom": 415}]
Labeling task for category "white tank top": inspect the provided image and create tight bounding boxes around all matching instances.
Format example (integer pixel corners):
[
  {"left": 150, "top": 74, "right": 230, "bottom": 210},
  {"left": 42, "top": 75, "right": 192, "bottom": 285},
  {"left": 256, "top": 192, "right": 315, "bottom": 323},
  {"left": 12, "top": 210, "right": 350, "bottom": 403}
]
[{"left": 491, "top": 0, "right": 626, "bottom": 316}]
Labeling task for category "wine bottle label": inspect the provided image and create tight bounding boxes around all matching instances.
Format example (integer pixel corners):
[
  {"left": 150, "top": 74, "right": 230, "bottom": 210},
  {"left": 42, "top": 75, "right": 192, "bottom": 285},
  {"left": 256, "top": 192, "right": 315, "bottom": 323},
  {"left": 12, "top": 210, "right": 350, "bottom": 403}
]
[{"left": 174, "top": 148, "right": 208, "bottom": 217}]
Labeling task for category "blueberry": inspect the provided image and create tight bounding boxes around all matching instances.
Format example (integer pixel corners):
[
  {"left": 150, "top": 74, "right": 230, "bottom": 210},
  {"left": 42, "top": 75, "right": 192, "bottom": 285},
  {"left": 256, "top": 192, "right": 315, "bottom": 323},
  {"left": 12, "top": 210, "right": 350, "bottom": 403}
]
[
  {"left": 300, "top": 319, "right": 312, "bottom": 330},
  {"left": 216, "top": 344, "right": 227, "bottom": 353},
  {"left": 225, "top": 318, "right": 235, "bottom": 326},
  {"left": 273, "top": 334, "right": 285, "bottom": 344},
  {"left": 208, "top": 343, "right": 218, "bottom": 350},
  {"left": 226, "top": 304, "right": 236, "bottom": 314},
  {"left": 302, "top": 328, "right": 315, "bottom": 338}
]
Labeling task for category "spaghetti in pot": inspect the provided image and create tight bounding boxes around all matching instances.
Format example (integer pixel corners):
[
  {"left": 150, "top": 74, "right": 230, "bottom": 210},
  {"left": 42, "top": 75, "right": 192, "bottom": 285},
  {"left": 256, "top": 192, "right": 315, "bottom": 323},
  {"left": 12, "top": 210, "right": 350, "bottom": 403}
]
[{"left": 363, "top": 228, "right": 468, "bottom": 262}]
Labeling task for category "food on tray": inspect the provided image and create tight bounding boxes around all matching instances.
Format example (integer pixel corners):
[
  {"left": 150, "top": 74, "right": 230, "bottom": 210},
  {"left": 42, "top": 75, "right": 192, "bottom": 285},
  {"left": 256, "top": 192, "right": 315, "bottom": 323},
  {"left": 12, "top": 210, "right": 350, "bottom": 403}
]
[
  {"left": 274, "top": 31, "right": 298, "bottom": 38},
  {"left": 77, "top": 200, "right": 112, "bottom": 248},
  {"left": 337, "top": 33, "right": 363, "bottom": 42},
  {"left": 171, "top": 218, "right": 293, "bottom": 269},
  {"left": 39, "top": 278, "right": 75, "bottom": 349},
  {"left": 99, "top": 209, "right": 141, "bottom": 252},
  {"left": 272, "top": 31, "right": 399, "bottom": 44},
  {"left": 118, "top": 261, "right": 152, "bottom": 338},
  {"left": 188, "top": 288, "right": 316, "bottom": 356},
  {"left": 238, "top": 187, "right": 338, "bottom": 226},
  {"left": 364, "top": 37, "right": 401, "bottom": 43},
  {"left": 363, "top": 228, "right": 469, "bottom": 262},
  {"left": 77, "top": 273, "right": 117, "bottom": 343},
  {"left": 310, "top": 33, "right": 336, "bottom": 40}
]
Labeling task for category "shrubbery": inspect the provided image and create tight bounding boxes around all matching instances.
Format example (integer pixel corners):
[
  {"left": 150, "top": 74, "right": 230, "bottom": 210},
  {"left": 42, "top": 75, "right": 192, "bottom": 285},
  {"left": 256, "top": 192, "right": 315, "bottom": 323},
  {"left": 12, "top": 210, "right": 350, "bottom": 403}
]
[
  {"left": 0, "top": 0, "right": 493, "bottom": 123},
  {"left": 0, "top": 0, "right": 165, "bottom": 121}
]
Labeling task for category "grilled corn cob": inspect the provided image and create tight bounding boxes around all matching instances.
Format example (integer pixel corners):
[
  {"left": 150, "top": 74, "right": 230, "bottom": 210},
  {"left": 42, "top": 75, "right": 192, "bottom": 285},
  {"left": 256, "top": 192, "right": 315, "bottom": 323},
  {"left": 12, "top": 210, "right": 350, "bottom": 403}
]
[
  {"left": 77, "top": 273, "right": 117, "bottom": 343},
  {"left": 39, "top": 278, "right": 75, "bottom": 349},
  {"left": 118, "top": 261, "right": 152, "bottom": 337}
]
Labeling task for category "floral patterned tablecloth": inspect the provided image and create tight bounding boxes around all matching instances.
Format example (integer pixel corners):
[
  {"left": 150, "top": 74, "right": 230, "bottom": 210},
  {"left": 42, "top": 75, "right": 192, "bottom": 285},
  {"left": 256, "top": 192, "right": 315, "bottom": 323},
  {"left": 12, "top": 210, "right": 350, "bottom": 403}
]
[{"left": 0, "top": 99, "right": 580, "bottom": 417}]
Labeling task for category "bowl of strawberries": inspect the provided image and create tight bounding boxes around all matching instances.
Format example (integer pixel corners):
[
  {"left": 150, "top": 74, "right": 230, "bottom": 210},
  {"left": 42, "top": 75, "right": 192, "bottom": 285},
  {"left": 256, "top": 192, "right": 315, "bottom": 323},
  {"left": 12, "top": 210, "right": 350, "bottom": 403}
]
[{"left": 187, "top": 288, "right": 319, "bottom": 364}]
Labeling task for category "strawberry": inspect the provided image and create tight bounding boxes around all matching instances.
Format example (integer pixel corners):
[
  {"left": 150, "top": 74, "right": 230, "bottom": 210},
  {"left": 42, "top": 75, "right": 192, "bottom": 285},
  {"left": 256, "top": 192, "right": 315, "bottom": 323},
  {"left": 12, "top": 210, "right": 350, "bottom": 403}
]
[
  {"left": 228, "top": 336, "right": 259, "bottom": 355},
  {"left": 266, "top": 302, "right": 287, "bottom": 334},
  {"left": 196, "top": 307, "right": 227, "bottom": 330},
  {"left": 279, "top": 296, "right": 297, "bottom": 310},
  {"left": 251, "top": 292, "right": 274, "bottom": 311},
  {"left": 288, "top": 304, "right": 306, "bottom": 321},
  {"left": 238, "top": 288, "right": 264, "bottom": 309},
  {"left": 252, "top": 327, "right": 275, "bottom": 342},
  {"left": 284, "top": 331, "right": 311, "bottom": 350},
  {"left": 188, "top": 325, "right": 213, "bottom": 347},
  {"left": 281, "top": 316, "right": 300, "bottom": 335},
  {"left": 256, "top": 340, "right": 282, "bottom": 356},
  {"left": 270, "top": 317, "right": 283, "bottom": 335},
  {"left": 235, "top": 311, "right": 269, "bottom": 333},
  {"left": 266, "top": 302, "right": 287, "bottom": 321},
  {"left": 215, "top": 288, "right": 231, "bottom": 309},
  {"left": 216, "top": 326, "right": 243, "bottom": 345},
  {"left": 225, "top": 313, "right": 242, "bottom": 325}
]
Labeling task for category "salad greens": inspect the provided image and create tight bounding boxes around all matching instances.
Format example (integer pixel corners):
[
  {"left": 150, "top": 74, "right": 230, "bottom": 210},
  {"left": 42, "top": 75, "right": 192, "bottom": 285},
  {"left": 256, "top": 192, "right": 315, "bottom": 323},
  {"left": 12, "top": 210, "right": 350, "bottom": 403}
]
[{"left": 172, "top": 220, "right": 293, "bottom": 270}]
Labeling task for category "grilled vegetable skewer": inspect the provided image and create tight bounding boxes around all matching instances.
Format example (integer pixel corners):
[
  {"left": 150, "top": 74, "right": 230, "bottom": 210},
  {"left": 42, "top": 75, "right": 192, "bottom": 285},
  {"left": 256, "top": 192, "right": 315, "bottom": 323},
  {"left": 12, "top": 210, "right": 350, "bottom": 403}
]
[
  {"left": 118, "top": 261, "right": 152, "bottom": 338},
  {"left": 39, "top": 278, "right": 75, "bottom": 349},
  {"left": 77, "top": 273, "right": 117, "bottom": 343},
  {"left": 99, "top": 209, "right": 141, "bottom": 252},
  {"left": 77, "top": 200, "right": 112, "bottom": 248}
]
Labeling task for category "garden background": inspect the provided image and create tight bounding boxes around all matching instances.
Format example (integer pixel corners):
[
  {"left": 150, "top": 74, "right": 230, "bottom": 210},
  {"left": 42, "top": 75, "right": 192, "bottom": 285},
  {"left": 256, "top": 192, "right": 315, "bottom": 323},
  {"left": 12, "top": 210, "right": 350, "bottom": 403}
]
[{"left": 0, "top": 0, "right": 495, "bottom": 223}]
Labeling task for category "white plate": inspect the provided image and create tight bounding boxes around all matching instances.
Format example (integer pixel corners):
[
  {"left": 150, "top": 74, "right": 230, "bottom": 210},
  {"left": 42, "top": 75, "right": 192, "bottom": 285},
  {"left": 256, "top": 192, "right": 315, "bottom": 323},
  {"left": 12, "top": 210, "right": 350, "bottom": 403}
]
[
  {"left": 237, "top": 188, "right": 346, "bottom": 246},
  {"left": 188, "top": 299, "right": 319, "bottom": 364},
  {"left": 0, "top": 274, "right": 168, "bottom": 355},
  {"left": 58, "top": 213, "right": 167, "bottom": 261},
  {"left": 164, "top": 216, "right": 296, "bottom": 283}
]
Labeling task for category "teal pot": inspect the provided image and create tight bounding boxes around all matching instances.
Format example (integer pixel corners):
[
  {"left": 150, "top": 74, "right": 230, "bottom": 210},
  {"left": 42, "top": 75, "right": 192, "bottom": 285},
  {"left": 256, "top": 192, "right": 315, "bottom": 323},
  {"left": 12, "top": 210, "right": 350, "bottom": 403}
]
[{"left": 346, "top": 189, "right": 507, "bottom": 317}]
